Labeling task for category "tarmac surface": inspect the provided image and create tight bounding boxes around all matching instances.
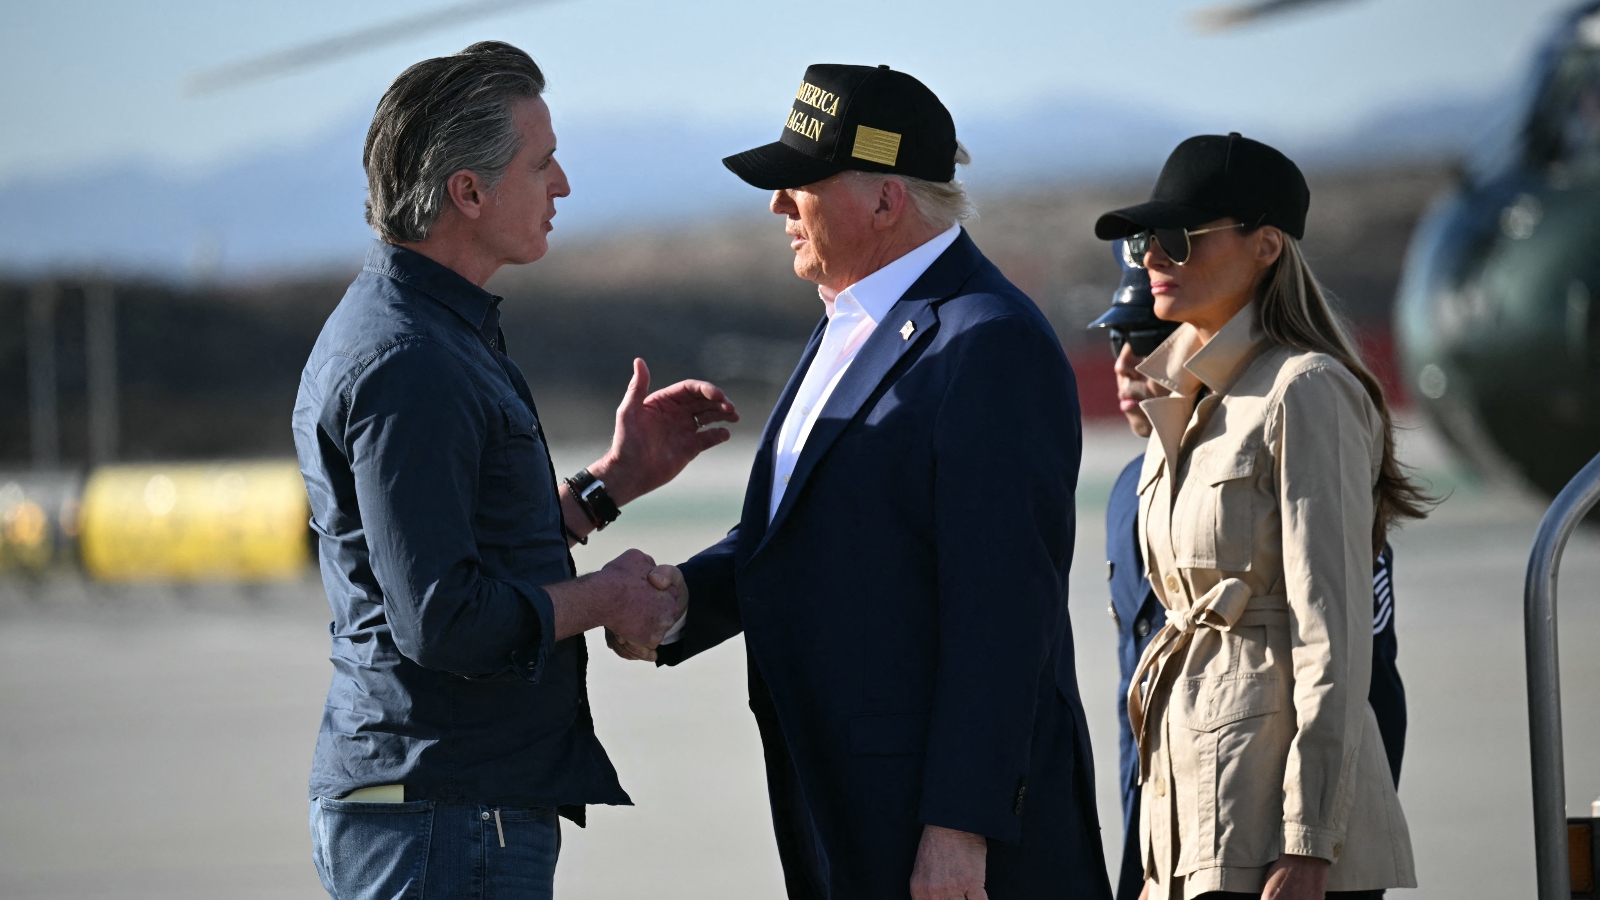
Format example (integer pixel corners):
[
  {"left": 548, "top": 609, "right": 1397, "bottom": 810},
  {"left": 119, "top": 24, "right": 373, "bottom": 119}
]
[{"left": 3, "top": 423, "right": 1599, "bottom": 899}]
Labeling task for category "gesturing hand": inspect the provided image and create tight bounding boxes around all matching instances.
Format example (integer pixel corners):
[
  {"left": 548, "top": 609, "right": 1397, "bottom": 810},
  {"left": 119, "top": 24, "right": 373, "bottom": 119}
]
[
  {"left": 910, "top": 825, "right": 988, "bottom": 900},
  {"left": 1262, "top": 853, "right": 1330, "bottom": 900},
  {"left": 591, "top": 359, "right": 738, "bottom": 505},
  {"left": 607, "top": 565, "right": 686, "bottom": 663}
]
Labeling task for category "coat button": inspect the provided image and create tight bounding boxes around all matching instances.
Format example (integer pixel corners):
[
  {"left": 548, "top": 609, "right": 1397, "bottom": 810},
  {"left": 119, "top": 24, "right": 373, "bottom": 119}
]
[
  {"left": 1135, "top": 618, "right": 1151, "bottom": 638},
  {"left": 1155, "top": 776, "right": 1167, "bottom": 796},
  {"left": 1333, "top": 841, "right": 1343, "bottom": 858},
  {"left": 1165, "top": 574, "right": 1180, "bottom": 593}
]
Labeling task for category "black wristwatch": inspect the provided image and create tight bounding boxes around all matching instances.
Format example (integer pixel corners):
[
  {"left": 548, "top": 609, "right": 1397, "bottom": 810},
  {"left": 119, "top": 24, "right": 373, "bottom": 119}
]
[{"left": 565, "top": 468, "right": 621, "bottom": 531}]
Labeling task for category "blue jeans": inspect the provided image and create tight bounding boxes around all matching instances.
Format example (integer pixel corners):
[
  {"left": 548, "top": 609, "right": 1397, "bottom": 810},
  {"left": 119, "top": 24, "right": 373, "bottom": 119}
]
[{"left": 310, "top": 797, "right": 560, "bottom": 900}]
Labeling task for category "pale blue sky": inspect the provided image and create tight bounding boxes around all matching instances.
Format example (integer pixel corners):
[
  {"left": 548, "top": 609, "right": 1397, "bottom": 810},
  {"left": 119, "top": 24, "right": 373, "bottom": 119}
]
[{"left": 0, "top": 0, "right": 1580, "bottom": 183}]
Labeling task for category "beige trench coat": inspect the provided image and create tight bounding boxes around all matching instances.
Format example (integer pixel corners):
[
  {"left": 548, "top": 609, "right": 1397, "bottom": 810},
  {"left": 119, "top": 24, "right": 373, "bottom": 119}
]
[{"left": 1128, "top": 303, "right": 1415, "bottom": 899}]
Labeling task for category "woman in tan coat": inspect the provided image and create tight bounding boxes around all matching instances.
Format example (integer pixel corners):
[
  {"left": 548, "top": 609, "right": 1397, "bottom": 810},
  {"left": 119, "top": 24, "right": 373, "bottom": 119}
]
[{"left": 1093, "top": 134, "right": 1431, "bottom": 900}]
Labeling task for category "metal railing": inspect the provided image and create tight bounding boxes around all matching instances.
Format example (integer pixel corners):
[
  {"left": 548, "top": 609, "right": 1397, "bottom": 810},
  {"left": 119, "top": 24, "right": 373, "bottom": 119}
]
[{"left": 1527, "top": 450, "right": 1600, "bottom": 899}]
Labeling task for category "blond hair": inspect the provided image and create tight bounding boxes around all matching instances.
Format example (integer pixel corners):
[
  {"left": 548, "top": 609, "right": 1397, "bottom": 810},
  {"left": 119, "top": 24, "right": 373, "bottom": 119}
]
[{"left": 1257, "top": 236, "right": 1433, "bottom": 554}]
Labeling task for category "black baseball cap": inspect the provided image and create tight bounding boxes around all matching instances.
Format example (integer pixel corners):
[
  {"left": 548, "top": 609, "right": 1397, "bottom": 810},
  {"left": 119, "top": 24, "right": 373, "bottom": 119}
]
[
  {"left": 1094, "top": 132, "right": 1310, "bottom": 241},
  {"left": 1089, "top": 240, "right": 1175, "bottom": 331},
  {"left": 723, "top": 64, "right": 958, "bottom": 190}
]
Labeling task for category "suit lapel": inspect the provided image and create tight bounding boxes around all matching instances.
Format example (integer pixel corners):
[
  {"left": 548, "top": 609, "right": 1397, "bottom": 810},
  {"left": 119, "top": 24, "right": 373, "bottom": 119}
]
[
  {"left": 736, "top": 315, "right": 827, "bottom": 562},
  {"left": 755, "top": 232, "right": 982, "bottom": 553}
]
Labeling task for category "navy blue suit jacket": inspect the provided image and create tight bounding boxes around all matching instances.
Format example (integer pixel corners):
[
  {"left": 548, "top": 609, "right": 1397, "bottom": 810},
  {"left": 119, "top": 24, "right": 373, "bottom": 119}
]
[
  {"left": 658, "top": 232, "right": 1111, "bottom": 900},
  {"left": 1105, "top": 454, "right": 1408, "bottom": 900}
]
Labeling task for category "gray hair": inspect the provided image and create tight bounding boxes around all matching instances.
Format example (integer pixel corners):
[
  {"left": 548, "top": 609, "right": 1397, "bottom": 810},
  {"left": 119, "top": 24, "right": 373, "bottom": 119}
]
[
  {"left": 363, "top": 42, "right": 546, "bottom": 244},
  {"left": 844, "top": 141, "right": 975, "bottom": 231}
]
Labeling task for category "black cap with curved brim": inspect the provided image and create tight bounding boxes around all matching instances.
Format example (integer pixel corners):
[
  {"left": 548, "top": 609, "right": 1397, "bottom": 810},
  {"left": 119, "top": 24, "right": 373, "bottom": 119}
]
[
  {"left": 724, "top": 63, "right": 958, "bottom": 190},
  {"left": 1094, "top": 132, "right": 1310, "bottom": 241},
  {"left": 1088, "top": 240, "right": 1177, "bottom": 331}
]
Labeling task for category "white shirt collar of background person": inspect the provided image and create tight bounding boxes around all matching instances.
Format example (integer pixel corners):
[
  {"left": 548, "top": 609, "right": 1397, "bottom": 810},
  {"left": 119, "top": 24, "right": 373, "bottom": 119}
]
[{"left": 767, "top": 222, "right": 963, "bottom": 524}]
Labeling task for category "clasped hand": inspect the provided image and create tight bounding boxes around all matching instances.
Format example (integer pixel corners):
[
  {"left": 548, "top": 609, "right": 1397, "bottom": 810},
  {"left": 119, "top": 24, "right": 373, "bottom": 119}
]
[
  {"left": 605, "top": 564, "right": 686, "bottom": 663},
  {"left": 548, "top": 549, "right": 684, "bottom": 650},
  {"left": 593, "top": 549, "right": 684, "bottom": 653}
]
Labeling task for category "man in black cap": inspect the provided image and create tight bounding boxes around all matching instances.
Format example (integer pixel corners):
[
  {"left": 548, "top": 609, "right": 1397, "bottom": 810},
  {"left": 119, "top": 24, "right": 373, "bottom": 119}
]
[{"left": 617, "top": 64, "right": 1111, "bottom": 900}]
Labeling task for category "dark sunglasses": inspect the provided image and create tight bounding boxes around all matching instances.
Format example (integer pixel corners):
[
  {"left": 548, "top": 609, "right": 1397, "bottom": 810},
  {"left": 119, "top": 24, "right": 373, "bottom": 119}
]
[
  {"left": 1123, "top": 222, "right": 1244, "bottom": 267},
  {"left": 1109, "top": 327, "right": 1176, "bottom": 359}
]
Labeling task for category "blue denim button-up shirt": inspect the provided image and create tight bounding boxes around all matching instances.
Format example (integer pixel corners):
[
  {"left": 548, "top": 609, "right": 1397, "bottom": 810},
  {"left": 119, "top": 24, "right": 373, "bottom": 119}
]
[{"left": 293, "top": 241, "right": 629, "bottom": 817}]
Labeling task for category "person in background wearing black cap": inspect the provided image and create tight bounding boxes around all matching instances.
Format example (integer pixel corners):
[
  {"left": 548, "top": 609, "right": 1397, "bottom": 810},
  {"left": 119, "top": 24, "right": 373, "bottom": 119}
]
[
  {"left": 1094, "top": 133, "right": 1430, "bottom": 900},
  {"left": 1088, "top": 243, "right": 1410, "bottom": 900},
  {"left": 610, "top": 64, "right": 1111, "bottom": 900}
]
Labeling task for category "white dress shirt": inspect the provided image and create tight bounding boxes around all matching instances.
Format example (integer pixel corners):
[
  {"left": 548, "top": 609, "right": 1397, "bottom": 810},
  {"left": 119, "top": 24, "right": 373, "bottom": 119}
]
[
  {"left": 766, "top": 223, "right": 961, "bottom": 521},
  {"left": 659, "top": 223, "right": 960, "bottom": 646}
]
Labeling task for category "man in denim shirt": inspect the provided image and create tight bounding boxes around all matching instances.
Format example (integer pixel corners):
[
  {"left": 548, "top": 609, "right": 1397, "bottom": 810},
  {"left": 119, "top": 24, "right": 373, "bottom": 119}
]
[{"left": 294, "top": 42, "right": 738, "bottom": 899}]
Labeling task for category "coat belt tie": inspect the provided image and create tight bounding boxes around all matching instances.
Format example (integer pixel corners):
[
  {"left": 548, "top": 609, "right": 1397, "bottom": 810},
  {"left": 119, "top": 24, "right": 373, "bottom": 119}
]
[{"left": 1126, "top": 578, "right": 1289, "bottom": 780}]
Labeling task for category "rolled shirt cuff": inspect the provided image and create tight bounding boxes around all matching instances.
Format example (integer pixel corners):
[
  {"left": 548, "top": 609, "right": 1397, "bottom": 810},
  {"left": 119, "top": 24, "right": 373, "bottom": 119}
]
[
  {"left": 1282, "top": 823, "right": 1343, "bottom": 862},
  {"left": 510, "top": 583, "right": 558, "bottom": 684}
]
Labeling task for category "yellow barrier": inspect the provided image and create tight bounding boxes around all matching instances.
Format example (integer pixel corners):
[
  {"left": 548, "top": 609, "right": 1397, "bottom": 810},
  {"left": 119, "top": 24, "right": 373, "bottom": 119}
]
[{"left": 79, "top": 462, "right": 310, "bottom": 582}]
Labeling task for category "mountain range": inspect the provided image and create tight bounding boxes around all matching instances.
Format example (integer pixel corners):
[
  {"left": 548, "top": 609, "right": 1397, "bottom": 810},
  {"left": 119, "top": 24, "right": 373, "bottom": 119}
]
[{"left": 0, "top": 92, "right": 1497, "bottom": 281}]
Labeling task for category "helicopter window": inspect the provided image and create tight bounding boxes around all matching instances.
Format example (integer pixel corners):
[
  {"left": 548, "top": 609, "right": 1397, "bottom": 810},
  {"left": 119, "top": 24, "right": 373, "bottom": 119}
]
[{"left": 1527, "top": 41, "right": 1600, "bottom": 182}]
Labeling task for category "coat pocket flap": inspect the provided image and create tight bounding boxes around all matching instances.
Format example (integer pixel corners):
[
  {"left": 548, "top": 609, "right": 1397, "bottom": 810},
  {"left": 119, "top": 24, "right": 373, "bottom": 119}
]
[
  {"left": 1197, "top": 449, "right": 1257, "bottom": 485},
  {"left": 849, "top": 711, "right": 930, "bottom": 756},
  {"left": 1173, "top": 673, "right": 1282, "bottom": 732}
]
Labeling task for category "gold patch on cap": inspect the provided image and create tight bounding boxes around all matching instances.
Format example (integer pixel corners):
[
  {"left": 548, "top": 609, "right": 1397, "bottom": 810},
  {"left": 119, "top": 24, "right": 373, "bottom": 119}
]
[{"left": 851, "top": 125, "right": 902, "bottom": 166}]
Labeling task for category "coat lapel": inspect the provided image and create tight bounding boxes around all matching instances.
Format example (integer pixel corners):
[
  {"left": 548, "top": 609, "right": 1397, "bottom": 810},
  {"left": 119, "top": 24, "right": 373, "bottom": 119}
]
[
  {"left": 735, "top": 315, "right": 828, "bottom": 563},
  {"left": 1141, "top": 395, "right": 1194, "bottom": 480},
  {"left": 755, "top": 232, "right": 982, "bottom": 553}
]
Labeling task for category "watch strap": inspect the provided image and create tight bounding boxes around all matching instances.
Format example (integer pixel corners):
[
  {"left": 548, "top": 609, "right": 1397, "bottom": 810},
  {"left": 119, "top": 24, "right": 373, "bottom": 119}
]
[{"left": 565, "top": 468, "right": 621, "bottom": 530}]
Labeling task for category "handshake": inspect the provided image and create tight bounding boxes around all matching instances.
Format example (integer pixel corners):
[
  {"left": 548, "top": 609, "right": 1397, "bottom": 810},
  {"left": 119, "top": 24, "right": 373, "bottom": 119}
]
[{"left": 552, "top": 548, "right": 686, "bottom": 663}]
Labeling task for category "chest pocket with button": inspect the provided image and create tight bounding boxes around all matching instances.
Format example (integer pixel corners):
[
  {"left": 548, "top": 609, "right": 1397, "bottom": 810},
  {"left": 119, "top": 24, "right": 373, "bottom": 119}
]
[
  {"left": 494, "top": 395, "right": 554, "bottom": 504},
  {"left": 1173, "top": 446, "right": 1258, "bottom": 573}
]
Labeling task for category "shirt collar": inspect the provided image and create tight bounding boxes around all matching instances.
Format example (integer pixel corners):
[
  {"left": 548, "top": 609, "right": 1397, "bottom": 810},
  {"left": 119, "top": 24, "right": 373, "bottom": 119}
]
[
  {"left": 825, "top": 223, "right": 962, "bottom": 324},
  {"left": 363, "top": 241, "right": 499, "bottom": 333},
  {"left": 1137, "top": 300, "right": 1267, "bottom": 397}
]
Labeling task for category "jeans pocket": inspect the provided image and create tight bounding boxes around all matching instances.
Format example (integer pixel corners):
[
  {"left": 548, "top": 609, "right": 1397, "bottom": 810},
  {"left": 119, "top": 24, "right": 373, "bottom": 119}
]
[
  {"left": 312, "top": 797, "right": 435, "bottom": 900},
  {"left": 482, "top": 807, "right": 560, "bottom": 900}
]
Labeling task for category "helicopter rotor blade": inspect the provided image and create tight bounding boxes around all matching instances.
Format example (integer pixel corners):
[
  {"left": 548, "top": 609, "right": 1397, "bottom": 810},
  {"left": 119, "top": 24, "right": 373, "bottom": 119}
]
[
  {"left": 1190, "top": 0, "right": 1361, "bottom": 33},
  {"left": 186, "top": 0, "right": 561, "bottom": 96}
]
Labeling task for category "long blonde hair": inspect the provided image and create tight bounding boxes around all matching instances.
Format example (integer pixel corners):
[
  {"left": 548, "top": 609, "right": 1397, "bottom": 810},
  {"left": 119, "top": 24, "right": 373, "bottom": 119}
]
[{"left": 1257, "top": 236, "right": 1433, "bottom": 554}]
